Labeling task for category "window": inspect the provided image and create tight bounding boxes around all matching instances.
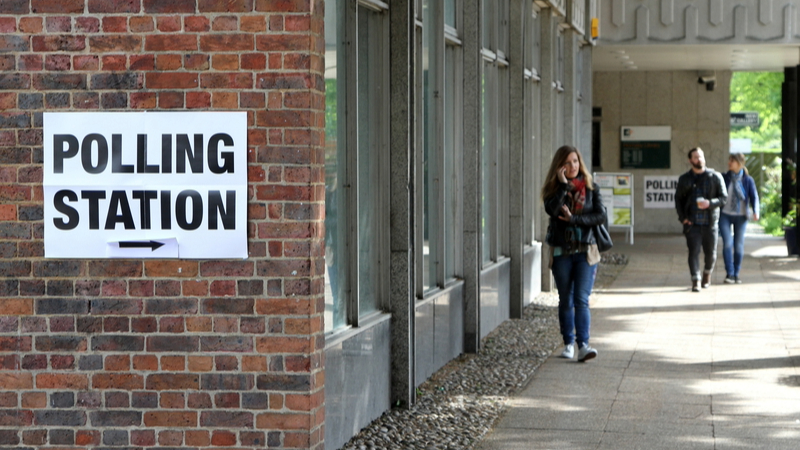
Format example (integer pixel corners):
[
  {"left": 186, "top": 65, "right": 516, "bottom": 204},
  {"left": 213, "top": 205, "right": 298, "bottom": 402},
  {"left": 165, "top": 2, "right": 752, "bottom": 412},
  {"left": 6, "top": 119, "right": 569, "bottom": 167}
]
[
  {"left": 480, "top": 0, "right": 510, "bottom": 265},
  {"left": 419, "top": 0, "right": 463, "bottom": 295},
  {"left": 324, "top": 1, "right": 390, "bottom": 333},
  {"left": 524, "top": 3, "right": 542, "bottom": 244}
]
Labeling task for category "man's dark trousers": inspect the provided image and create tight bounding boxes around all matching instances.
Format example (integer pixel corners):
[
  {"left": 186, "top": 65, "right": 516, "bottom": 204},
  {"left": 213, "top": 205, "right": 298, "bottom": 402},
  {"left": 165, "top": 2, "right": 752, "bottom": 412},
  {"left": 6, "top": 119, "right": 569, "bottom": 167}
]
[{"left": 685, "top": 224, "right": 718, "bottom": 281}]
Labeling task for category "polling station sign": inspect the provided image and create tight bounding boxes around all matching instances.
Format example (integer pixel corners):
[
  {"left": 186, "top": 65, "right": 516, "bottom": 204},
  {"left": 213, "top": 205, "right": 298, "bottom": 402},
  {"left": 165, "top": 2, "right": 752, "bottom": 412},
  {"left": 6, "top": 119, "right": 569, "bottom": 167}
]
[
  {"left": 644, "top": 175, "right": 679, "bottom": 209},
  {"left": 44, "top": 112, "right": 248, "bottom": 259}
]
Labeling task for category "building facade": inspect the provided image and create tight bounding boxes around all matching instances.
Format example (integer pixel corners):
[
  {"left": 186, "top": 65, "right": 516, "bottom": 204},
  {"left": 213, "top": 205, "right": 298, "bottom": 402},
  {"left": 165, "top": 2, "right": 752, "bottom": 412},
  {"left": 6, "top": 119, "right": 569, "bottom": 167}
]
[{"left": 0, "top": 0, "right": 596, "bottom": 449}]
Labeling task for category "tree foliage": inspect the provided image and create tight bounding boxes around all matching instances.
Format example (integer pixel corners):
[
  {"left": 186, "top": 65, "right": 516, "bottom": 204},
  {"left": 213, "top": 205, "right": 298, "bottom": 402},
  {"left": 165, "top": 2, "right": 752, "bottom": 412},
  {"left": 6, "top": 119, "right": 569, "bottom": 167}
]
[{"left": 730, "top": 71, "right": 783, "bottom": 152}]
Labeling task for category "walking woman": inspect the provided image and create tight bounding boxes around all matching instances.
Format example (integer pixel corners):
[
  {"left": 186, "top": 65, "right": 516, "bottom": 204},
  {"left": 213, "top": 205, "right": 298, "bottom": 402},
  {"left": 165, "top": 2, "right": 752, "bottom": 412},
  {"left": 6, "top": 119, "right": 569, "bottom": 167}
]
[
  {"left": 720, "top": 153, "right": 759, "bottom": 283},
  {"left": 542, "top": 146, "right": 607, "bottom": 362}
]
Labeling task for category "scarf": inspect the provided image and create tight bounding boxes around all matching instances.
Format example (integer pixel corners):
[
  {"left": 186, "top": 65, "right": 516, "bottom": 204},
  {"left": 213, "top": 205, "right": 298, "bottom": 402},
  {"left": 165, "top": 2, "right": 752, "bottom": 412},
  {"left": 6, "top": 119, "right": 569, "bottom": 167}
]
[
  {"left": 730, "top": 170, "right": 746, "bottom": 212},
  {"left": 567, "top": 176, "right": 587, "bottom": 216}
]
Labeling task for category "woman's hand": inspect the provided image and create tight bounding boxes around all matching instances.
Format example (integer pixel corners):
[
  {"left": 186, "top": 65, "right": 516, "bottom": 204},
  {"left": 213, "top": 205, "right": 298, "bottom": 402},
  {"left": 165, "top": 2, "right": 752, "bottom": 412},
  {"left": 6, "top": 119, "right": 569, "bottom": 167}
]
[
  {"left": 558, "top": 204, "right": 572, "bottom": 222},
  {"left": 557, "top": 166, "right": 568, "bottom": 184}
]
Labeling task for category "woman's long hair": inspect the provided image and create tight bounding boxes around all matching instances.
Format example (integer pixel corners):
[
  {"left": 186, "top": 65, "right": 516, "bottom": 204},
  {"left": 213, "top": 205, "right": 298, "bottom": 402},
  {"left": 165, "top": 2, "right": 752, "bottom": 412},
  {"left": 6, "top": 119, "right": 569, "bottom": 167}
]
[
  {"left": 729, "top": 152, "right": 749, "bottom": 176},
  {"left": 541, "top": 145, "right": 593, "bottom": 201}
]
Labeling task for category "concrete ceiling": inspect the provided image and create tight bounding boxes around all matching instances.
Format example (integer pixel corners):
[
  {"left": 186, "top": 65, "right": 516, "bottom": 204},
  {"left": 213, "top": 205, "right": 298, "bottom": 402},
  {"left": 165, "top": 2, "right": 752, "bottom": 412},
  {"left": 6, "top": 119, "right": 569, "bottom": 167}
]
[{"left": 592, "top": 44, "right": 800, "bottom": 72}]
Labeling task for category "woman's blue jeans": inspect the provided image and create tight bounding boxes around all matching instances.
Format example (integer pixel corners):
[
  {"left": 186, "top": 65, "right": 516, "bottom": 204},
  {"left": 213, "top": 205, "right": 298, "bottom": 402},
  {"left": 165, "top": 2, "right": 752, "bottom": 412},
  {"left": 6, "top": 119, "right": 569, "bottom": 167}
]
[
  {"left": 551, "top": 252, "right": 596, "bottom": 347},
  {"left": 719, "top": 213, "right": 748, "bottom": 277}
]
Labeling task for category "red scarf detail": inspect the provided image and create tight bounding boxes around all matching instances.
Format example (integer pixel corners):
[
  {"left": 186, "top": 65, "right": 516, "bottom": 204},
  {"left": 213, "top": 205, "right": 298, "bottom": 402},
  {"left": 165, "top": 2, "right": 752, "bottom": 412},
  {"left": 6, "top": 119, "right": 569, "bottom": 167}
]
[{"left": 567, "top": 177, "right": 587, "bottom": 215}]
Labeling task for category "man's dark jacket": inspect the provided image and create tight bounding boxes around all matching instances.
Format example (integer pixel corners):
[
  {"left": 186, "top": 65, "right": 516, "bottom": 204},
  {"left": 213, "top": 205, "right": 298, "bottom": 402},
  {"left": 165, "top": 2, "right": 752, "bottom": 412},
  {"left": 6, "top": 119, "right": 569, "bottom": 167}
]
[
  {"left": 544, "top": 181, "right": 607, "bottom": 247},
  {"left": 674, "top": 168, "right": 728, "bottom": 225}
]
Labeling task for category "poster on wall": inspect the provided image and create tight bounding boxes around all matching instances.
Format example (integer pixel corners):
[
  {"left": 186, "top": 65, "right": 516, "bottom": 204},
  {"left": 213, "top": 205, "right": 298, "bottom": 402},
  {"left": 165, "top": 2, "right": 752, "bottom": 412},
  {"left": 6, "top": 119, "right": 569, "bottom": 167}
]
[
  {"left": 44, "top": 112, "right": 248, "bottom": 259},
  {"left": 644, "top": 176, "right": 679, "bottom": 209},
  {"left": 620, "top": 126, "right": 671, "bottom": 169},
  {"left": 594, "top": 173, "right": 633, "bottom": 226}
]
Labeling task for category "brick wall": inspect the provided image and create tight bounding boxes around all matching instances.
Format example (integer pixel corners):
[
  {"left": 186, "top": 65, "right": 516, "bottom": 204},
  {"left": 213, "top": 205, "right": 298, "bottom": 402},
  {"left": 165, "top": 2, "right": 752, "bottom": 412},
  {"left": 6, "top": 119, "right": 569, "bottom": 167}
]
[{"left": 0, "top": 0, "right": 325, "bottom": 448}]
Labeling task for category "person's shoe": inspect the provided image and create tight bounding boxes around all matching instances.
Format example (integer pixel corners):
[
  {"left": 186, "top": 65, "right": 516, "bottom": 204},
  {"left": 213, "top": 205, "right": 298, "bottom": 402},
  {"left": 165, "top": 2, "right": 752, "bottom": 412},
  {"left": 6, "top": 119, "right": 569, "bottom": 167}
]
[
  {"left": 724, "top": 276, "right": 736, "bottom": 284},
  {"left": 577, "top": 344, "right": 597, "bottom": 362},
  {"left": 701, "top": 272, "right": 711, "bottom": 288},
  {"left": 692, "top": 280, "right": 701, "bottom": 292},
  {"left": 560, "top": 343, "right": 575, "bottom": 359},
  {"left": 735, "top": 276, "right": 742, "bottom": 284}
]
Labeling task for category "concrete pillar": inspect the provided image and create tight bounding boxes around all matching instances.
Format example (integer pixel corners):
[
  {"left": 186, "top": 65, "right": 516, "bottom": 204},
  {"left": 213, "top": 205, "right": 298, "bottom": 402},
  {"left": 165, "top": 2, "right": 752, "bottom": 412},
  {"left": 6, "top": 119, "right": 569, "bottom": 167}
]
[
  {"left": 388, "top": 0, "right": 416, "bottom": 407},
  {"left": 508, "top": 0, "right": 525, "bottom": 318},
  {"left": 462, "top": 0, "right": 482, "bottom": 353}
]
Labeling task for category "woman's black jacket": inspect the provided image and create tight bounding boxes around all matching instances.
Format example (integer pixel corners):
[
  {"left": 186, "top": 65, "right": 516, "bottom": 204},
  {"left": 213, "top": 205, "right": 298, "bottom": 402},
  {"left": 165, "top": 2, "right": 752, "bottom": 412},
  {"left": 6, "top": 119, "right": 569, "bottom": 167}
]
[{"left": 544, "top": 181, "right": 607, "bottom": 248}]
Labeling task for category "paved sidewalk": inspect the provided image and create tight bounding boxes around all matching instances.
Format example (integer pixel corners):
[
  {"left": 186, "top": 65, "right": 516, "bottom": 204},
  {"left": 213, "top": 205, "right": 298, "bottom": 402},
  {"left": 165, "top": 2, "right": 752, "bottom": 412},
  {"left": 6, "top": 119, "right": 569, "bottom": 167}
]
[{"left": 478, "top": 232, "right": 800, "bottom": 449}]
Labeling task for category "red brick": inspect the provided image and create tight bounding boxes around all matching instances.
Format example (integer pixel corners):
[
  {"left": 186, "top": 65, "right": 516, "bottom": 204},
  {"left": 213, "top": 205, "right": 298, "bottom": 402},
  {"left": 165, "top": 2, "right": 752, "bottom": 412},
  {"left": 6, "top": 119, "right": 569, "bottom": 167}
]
[
  {"left": 157, "top": 430, "right": 183, "bottom": 446},
  {"left": 185, "top": 430, "right": 210, "bottom": 446},
  {"left": 73, "top": 55, "right": 99, "bottom": 70},
  {"left": 184, "top": 53, "right": 209, "bottom": 70},
  {"left": 256, "top": 298, "right": 312, "bottom": 315},
  {"left": 257, "top": 34, "right": 309, "bottom": 52},
  {"left": 130, "top": 430, "right": 155, "bottom": 446},
  {"left": 130, "top": 54, "right": 155, "bottom": 70},
  {"left": 19, "top": 55, "right": 42, "bottom": 71},
  {"left": 146, "top": 374, "right": 198, "bottom": 390},
  {"left": 129, "top": 16, "right": 154, "bottom": 32},
  {"left": 200, "top": 34, "right": 253, "bottom": 52},
  {"left": 199, "top": 0, "right": 253, "bottom": 12},
  {"left": 91, "top": 373, "right": 144, "bottom": 390},
  {"left": 211, "top": 15, "right": 238, "bottom": 31},
  {"left": 133, "top": 355, "right": 158, "bottom": 371},
  {"left": 89, "top": 0, "right": 141, "bottom": 13},
  {"left": 144, "top": 261, "right": 199, "bottom": 277},
  {"left": 144, "top": 411, "right": 197, "bottom": 427},
  {"left": 268, "top": 15, "right": 283, "bottom": 31},
  {"left": 156, "top": 15, "right": 181, "bottom": 32},
  {"left": 105, "top": 355, "right": 130, "bottom": 371},
  {"left": 285, "top": 15, "right": 311, "bottom": 31},
  {"left": 241, "top": 53, "right": 266, "bottom": 70},
  {"left": 200, "top": 72, "right": 252, "bottom": 89},
  {"left": 241, "top": 16, "right": 265, "bottom": 32},
  {"left": 76, "top": 430, "right": 101, "bottom": 446},
  {"left": 0, "top": 18, "right": 16, "bottom": 33},
  {"left": 242, "top": 356, "right": 267, "bottom": 372},
  {"left": 182, "top": 280, "right": 208, "bottom": 296},
  {"left": 160, "top": 392, "right": 185, "bottom": 409},
  {"left": 130, "top": 91, "right": 157, "bottom": 109},
  {"left": 147, "top": 72, "right": 198, "bottom": 89},
  {"left": 212, "top": 91, "right": 238, "bottom": 109},
  {"left": 212, "top": 54, "right": 239, "bottom": 70},
  {"left": 103, "top": 16, "right": 128, "bottom": 32},
  {"left": 285, "top": 431, "right": 311, "bottom": 448},
  {"left": 255, "top": 336, "right": 312, "bottom": 354},
  {"left": 75, "top": 16, "right": 100, "bottom": 32},
  {"left": 50, "top": 355, "right": 75, "bottom": 369},
  {"left": 31, "top": 0, "right": 84, "bottom": 13},
  {"left": 186, "top": 317, "right": 212, "bottom": 332},
  {"left": 21, "top": 392, "right": 46, "bottom": 408},
  {"left": 0, "top": 336, "right": 31, "bottom": 352},
  {"left": 0, "top": 373, "right": 33, "bottom": 390},
  {"left": 101, "top": 54, "right": 127, "bottom": 70},
  {"left": 186, "top": 92, "right": 211, "bottom": 109},
  {"left": 187, "top": 356, "right": 213, "bottom": 372},
  {"left": 145, "top": 34, "right": 197, "bottom": 51},
  {"left": 211, "top": 430, "right": 236, "bottom": 446},
  {"left": 210, "top": 280, "right": 236, "bottom": 296},
  {"left": 45, "top": 16, "right": 71, "bottom": 32},
  {"left": 36, "top": 373, "right": 87, "bottom": 390},
  {"left": 89, "top": 35, "right": 141, "bottom": 52},
  {"left": 184, "top": 15, "right": 210, "bottom": 31},
  {"left": 268, "top": 52, "right": 282, "bottom": 69},
  {"left": 255, "top": 412, "right": 310, "bottom": 430},
  {"left": 143, "top": 0, "right": 195, "bottom": 13},
  {"left": 19, "top": 18, "right": 42, "bottom": 33}
]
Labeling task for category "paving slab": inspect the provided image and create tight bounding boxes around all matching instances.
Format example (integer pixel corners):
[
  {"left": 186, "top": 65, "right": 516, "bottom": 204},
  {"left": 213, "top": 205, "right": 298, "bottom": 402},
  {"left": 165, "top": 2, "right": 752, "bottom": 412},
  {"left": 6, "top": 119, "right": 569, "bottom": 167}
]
[{"left": 477, "top": 232, "right": 800, "bottom": 450}]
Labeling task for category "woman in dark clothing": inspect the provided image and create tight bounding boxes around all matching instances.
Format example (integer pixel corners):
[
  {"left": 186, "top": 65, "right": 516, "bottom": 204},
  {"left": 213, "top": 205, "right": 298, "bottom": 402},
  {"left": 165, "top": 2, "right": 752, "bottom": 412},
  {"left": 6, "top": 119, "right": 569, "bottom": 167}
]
[
  {"left": 720, "top": 153, "right": 759, "bottom": 283},
  {"left": 542, "top": 145, "right": 607, "bottom": 362}
]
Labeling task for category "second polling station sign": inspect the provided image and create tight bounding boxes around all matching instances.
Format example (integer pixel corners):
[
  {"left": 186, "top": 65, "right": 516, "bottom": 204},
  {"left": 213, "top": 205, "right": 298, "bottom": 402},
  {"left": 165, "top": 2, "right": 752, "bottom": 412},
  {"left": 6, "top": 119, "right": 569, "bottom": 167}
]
[{"left": 44, "top": 112, "right": 248, "bottom": 259}]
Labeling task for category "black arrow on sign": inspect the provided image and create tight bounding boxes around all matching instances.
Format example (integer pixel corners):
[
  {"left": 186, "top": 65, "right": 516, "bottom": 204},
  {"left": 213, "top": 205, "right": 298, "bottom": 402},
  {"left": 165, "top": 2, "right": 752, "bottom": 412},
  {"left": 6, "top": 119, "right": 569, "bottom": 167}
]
[{"left": 119, "top": 241, "right": 165, "bottom": 251}]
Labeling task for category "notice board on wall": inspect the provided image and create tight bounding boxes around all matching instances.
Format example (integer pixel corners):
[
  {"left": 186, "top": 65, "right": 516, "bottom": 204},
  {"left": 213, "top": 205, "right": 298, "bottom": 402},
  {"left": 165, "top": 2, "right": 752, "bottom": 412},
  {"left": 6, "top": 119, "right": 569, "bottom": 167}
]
[
  {"left": 44, "top": 112, "right": 248, "bottom": 259},
  {"left": 594, "top": 172, "right": 634, "bottom": 244},
  {"left": 620, "top": 126, "right": 671, "bottom": 169}
]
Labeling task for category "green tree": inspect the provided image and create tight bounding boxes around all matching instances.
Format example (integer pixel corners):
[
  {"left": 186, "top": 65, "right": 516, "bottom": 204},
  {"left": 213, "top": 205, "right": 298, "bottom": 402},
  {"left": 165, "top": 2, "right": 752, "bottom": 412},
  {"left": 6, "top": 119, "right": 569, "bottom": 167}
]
[{"left": 730, "top": 71, "right": 783, "bottom": 152}]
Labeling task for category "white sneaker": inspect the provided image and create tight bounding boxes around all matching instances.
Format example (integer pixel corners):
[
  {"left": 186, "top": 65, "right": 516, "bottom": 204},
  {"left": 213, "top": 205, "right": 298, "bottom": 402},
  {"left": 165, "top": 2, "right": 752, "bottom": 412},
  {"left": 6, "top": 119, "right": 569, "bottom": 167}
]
[
  {"left": 560, "top": 343, "right": 575, "bottom": 359},
  {"left": 577, "top": 343, "right": 597, "bottom": 362}
]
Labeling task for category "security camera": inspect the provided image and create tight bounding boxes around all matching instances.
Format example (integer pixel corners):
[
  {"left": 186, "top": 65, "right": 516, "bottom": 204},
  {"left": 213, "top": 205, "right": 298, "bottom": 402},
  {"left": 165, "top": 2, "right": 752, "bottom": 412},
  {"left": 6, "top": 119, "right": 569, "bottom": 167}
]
[
  {"left": 698, "top": 76, "right": 716, "bottom": 84},
  {"left": 706, "top": 81, "right": 715, "bottom": 91}
]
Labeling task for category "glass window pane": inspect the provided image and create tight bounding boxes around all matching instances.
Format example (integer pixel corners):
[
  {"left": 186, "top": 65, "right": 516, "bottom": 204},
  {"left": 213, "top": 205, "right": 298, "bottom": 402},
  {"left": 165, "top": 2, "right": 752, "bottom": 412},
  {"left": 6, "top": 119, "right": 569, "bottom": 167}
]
[
  {"left": 324, "top": 0, "right": 347, "bottom": 332},
  {"left": 422, "top": 0, "right": 436, "bottom": 291},
  {"left": 444, "top": 46, "right": 459, "bottom": 277},
  {"left": 497, "top": 66, "right": 509, "bottom": 255},
  {"left": 481, "top": 62, "right": 493, "bottom": 264},
  {"left": 357, "top": 6, "right": 385, "bottom": 316},
  {"left": 445, "top": 0, "right": 456, "bottom": 28}
]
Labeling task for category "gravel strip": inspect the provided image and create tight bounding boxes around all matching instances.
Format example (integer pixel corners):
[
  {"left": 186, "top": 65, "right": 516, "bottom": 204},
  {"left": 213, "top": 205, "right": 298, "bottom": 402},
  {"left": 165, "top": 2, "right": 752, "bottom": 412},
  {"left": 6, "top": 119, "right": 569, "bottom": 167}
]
[{"left": 341, "top": 254, "right": 628, "bottom": 450}]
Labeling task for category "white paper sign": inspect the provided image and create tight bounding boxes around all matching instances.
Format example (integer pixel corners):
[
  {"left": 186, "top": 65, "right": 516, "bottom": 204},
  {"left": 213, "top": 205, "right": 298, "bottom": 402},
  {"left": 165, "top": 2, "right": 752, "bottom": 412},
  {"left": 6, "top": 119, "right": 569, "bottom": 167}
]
[
  {"left": 44, "top": 112, "right": 248, "bottom": 259},
  {"left": 644, "top": 176, "right": 679, "bottom": 209}
]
